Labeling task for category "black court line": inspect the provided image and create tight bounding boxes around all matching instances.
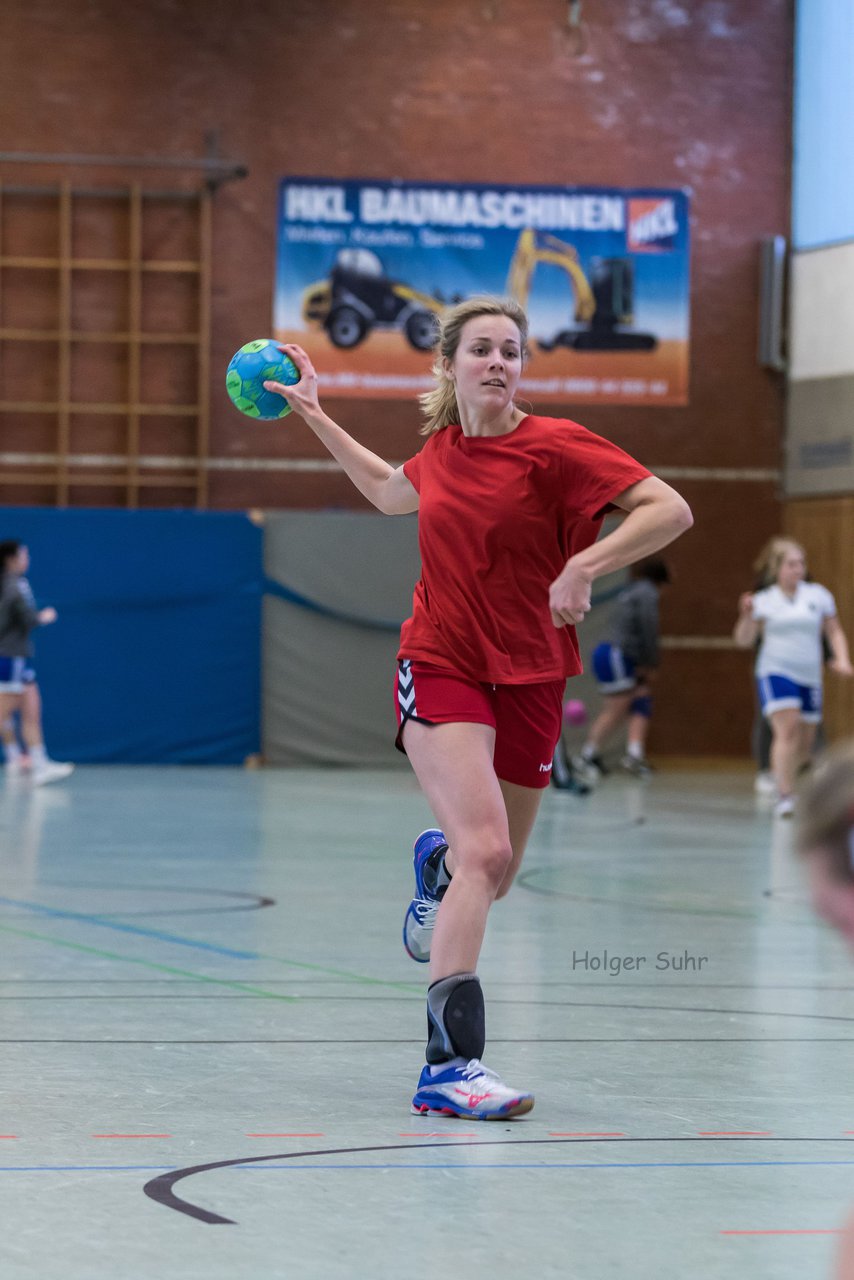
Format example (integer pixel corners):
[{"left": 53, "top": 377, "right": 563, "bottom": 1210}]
[
  {"left": 3, "top": 1036, "right": 853, "bottom": 1045},
  {"left": 513, "top": 870, "right": 816, "bottom": 923},
  {"left": 143, "top": 1136, "right": 854, "bottom": 1225},
  {"left": 1, "top": 995, "right": 850, "bottom": 1022},
  {"left": 1, "top": 994, "right": 850, "bottom": 1023},
  {"left": 0, "top": 983, "right": 850, "bottom": 993}
]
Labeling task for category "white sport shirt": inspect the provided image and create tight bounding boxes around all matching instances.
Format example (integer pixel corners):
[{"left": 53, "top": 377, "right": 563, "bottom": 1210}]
[{"left": 752, "top": 581, "right": 836, "bottom": 686}]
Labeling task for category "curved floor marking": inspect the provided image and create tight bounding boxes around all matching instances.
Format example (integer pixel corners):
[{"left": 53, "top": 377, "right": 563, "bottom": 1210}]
[
  {"left": 14, "top": 884, "right": 276, "bottom": 920},
  {"left": 143, "top": 1136, "right": 854, "bottom": 1225},
  {"left": 515, "top": 867, "right": 810, "bottom": 923}
]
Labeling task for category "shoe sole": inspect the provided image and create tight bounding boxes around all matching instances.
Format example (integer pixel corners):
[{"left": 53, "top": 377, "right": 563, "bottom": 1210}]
[
  {"left": 411, "top": 1096, "right": 534, "bottom": 1120},
  {"left": 412, "top": 828, "right": 447, "bottom": 897},
  {"left": 404, "top": 829, "right": 447, "bottom": 963}
]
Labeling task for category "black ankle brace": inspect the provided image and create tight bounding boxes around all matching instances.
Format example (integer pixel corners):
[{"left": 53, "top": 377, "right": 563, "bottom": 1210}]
[{"left": 426, "top": 972, "right": 485, "bottom": 1064}]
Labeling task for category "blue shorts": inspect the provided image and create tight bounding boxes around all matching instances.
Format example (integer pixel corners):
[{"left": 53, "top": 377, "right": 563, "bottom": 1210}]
[
  {"left": 757, "top": 673, "right": 822, "bottom": 723},
  {"left": 0, "top": 656, "right": 36, "bottom": 693},
  {"left": 591, "top": 643, "right": 638, "bottom": 694}
]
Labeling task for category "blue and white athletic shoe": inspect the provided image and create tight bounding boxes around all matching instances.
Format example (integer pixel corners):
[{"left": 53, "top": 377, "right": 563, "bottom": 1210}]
[
  {"left": 402, "top": 828, "right": 449, "bottom": 963},
  {"left": 411, "top": 1058, "right": 535, "bottom": 1120}
]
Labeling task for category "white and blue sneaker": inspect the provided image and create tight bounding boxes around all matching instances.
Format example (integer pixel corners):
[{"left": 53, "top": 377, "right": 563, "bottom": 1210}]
[
  {"left": 402, "top": 828, "right": 449, "bottom": 963},
  {"left": 411, "top": 1058, "right": 534, "bottom": 1120}
]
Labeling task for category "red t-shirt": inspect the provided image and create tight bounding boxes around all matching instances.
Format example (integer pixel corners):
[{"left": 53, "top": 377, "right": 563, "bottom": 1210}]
[{"left": 398, "top": 414, "right": 651, "bottom": 683}]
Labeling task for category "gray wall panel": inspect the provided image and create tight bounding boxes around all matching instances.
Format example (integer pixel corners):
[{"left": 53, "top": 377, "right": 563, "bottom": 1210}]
[
  {"left": 785, "top": 375, "right": 854, "bottom": 496},
  {"left": 262, "top": 511, "right": 420, "bottom": 766}
]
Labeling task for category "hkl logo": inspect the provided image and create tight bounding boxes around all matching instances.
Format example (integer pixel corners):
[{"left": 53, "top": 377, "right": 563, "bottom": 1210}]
[{"left": 628, "top": 198, "right": 679, "bottom": 252}]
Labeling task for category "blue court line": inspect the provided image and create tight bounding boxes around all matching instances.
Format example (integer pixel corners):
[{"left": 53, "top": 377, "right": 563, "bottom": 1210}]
[
  {"left": 4, "top": 1158, "right": 854, "bottom": 1173},
  {"left": 238, "top": 1159, "right": 854, "bottom": 1170},
  {"left": 0, "top": 896, "right": 257, "bottom": 960},
  {"left": 0, "top": 898, "right": 423, "bottom": 994}
]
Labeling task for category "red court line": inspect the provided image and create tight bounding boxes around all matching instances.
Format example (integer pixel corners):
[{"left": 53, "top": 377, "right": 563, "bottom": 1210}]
[
  {"left": 246, "top": 1133, "right": 325, "bottom": 1138},
  {"left": 0, "top": 1135, "right": 18, "bottom": 1139},
  {"left": 721, "top": 1229, "right": 842, "bottom": 1236},
  {"left": 699, "top": 1130, "right": 773, "bottom": 1136},
  {"left": 91, "top": 1133, "right": 172, "bottom": 1139},
  {"left": 548, "top": 1131, "right": 628, "bottom": 1137}
]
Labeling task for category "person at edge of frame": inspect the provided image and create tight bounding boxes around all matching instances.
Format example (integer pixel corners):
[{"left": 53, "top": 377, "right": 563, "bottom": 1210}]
[
  {"left": 0, "top": 539, "right": 74, "bottom": 786},
  {"left": 798, "top": 740, "right": 854, "bottom": 1280}
]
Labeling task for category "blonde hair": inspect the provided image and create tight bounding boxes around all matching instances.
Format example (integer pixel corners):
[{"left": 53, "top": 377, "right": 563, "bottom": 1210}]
[
  {"left": 799, "top": 740, "right": 854, "bottom": 882},
  {"left": 418, "top": 295, "right": 529, "bottom": 436},
  {"left": 752, "top": 537, "right": 805, "bottom": 587}
]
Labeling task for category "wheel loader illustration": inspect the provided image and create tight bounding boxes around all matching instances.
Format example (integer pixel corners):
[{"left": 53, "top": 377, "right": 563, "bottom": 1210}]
[
  {"left": 301, "top": 248, "right": 445, "bottom": 350},
  {"left": 507, "top": 228, "right": 657, "bottom": 351}
]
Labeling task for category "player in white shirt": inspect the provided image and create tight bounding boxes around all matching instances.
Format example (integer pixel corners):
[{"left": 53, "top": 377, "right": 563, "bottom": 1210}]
[{"left": 734, "top": 539, "right": 852, "bottom": 817}]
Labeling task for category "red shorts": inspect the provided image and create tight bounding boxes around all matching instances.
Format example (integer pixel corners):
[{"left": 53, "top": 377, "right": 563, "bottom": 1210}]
[{"left": 394, "top": 659, "right": 564, "bottom": 789}]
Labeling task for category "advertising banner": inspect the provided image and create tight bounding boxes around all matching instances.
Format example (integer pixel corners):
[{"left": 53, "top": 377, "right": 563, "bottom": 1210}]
[{"left": 274, "top": 178, "right": 690, "bottom": 405}]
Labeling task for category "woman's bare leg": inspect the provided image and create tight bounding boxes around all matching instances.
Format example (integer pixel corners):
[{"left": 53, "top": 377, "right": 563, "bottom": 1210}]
[{"left": 401, "top": 719, "right": 512, "bottom": 981}]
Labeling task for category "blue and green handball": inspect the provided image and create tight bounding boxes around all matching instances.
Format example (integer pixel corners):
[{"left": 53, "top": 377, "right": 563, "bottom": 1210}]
[{"left": 226, "top": 339, "right": 299, "bottom": 419}]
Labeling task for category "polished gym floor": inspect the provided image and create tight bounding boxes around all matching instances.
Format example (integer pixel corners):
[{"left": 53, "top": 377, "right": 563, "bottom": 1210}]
[{"left": 1, "top": 762, "right": 851, "bottom": 1279}]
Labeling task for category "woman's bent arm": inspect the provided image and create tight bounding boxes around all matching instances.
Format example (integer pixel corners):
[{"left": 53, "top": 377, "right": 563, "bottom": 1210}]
[
  {"left": 295, "top": 407, "right": 419, "bottom": 514},
  {"left": 549, "top": 476, "right": 692, "bottom": 626},
  {"left": 263, "top": 343, "right": 419, "bottom": 515}
]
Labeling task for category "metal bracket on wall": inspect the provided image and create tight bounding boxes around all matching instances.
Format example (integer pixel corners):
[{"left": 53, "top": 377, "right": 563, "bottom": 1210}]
[
  {"left": 758, "top": 235, "right": 788, "bottom": 374},
  {"left": 0, "top": 147, "right": 247, "bottom": 192}
]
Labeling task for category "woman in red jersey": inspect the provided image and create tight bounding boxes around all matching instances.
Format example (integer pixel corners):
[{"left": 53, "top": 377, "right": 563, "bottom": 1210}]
[{"left": 265, "top": 296, "right": 693, "bottom": 1120}]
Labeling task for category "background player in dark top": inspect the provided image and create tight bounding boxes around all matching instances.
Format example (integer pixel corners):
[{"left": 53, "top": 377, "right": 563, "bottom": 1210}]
[{"left": 575, "top": 558, "right": 670, "bottom": 780}]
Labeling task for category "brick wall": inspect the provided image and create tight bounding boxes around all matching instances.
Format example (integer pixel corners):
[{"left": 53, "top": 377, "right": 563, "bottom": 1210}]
[{"left": 0, "top": 0, "right": 794, "bottom": 753}]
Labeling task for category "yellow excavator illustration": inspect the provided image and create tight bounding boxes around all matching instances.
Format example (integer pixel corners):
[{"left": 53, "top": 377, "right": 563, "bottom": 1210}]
[
  {"left": 507, "top": 229, "right": 657, "bottom": 351},
  {"left": 302, "top": 248, "right": 446, "bottom": 350}
]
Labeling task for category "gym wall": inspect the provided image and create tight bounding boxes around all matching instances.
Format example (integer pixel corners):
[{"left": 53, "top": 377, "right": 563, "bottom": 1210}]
[
  {"left": 780, "top": 2, "right": 854, "bottom": 741},
  {"left": 1, "top": 507, "right": 263, "bottom": 763},
  {"left": 0, "top": 1, "right": 795, "bottom": 756}
]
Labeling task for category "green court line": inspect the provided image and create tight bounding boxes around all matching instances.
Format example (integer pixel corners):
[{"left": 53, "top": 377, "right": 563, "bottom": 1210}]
[
  {"left": 0, "top": 922, "right": 423, "bottom": 998},
  {"left": 0, "top": 922, "right": 298, "bottom": 1001},
  {"left": 253, "top": 952, "right": 422, "bottom": 994}
]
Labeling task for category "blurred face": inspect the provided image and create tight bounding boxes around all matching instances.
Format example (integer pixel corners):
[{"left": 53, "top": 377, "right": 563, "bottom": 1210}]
[
  {"left": 777, "top": 546, "right": 805, "bottom": 592},
  {"left": 445, "top": 315, "right": 523, "bottom": 416},
  {"left": 807, "top": 848, "right": 854, "bottom": 947},
  {"left": 7, "top": 545, "right": 28, "bottom": 574}
]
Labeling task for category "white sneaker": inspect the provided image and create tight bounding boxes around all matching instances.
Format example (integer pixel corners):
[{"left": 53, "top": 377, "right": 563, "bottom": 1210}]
[
  {"left": 571, "top": 754, "right": 601, "bottom": 786},
  {"left": 754, "top": 771, "right": 776, "bottom": 796},
  {"left": 773, "top": 794, "right": 795, "bottom": 819},
  {"left": 620, "top": 753, "right": 654, "bottom": 779},
  {"left": 411, "top": 1058, "right": 534, "bottom": 1120},
  {"left": 32, "top": 760, "right": 74, "bottom": 786}
]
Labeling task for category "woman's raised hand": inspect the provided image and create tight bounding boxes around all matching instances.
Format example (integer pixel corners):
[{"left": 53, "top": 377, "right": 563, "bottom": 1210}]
[{"left": 263, "top": 343, "right": 320, "bottom": 421}]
